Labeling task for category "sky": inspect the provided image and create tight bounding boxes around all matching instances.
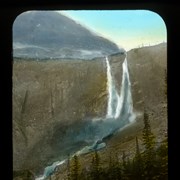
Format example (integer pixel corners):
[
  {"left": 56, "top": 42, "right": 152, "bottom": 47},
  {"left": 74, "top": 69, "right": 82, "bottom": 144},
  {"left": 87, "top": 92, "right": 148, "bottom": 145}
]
[{"left": 58, "top": 10, "right": 167, "bottom": 51}]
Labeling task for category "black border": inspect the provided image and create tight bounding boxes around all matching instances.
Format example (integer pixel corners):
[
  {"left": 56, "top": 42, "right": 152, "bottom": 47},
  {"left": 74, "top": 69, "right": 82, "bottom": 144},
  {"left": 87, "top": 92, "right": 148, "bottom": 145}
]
[{"left": 0, "top": 1, "right": 179, "bottom": 180}]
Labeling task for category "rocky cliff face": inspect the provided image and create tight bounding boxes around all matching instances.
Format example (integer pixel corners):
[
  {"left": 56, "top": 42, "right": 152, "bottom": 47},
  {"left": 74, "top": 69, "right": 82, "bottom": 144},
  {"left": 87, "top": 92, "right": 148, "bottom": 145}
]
[
  {"left": 126, "top": 43, "right": 167, "bottom": 141},
  {"left": 128, "top": 43, "right": 167, "bottom": 115},
  {"left": 108, "top": 53, "right": 126, "bottom": 93},
  {"left": 13, "top": 43, "right": 167, "bottom": 177},
  {"left": 13, "top": 55, "right": 125, "bottom": 174}
]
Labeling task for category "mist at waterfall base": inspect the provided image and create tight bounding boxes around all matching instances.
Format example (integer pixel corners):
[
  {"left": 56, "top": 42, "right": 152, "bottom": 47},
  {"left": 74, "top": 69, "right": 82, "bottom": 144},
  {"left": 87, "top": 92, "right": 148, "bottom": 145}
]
[{"left": 35, "top": 55, "right": 136, "bottom": 180}]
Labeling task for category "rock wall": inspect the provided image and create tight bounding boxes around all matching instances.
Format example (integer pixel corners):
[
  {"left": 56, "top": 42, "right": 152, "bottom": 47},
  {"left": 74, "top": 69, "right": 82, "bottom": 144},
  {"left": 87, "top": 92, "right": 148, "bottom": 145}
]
[
  {"left": 13, "top": 58, "right": 104, "bottom": 172},
  {"left": 127, "top": 43, "right": 167, "bottom": 112},
  {"left": 13, "top": 43, "right": 167, "bottom": 176},
  {"left": 108, "top": 53, "right": 126, "bottom": 93},
  {"left": 127, "top": 43, "right": 167, "bottom": 141},
  {"left": 13, "top": 55, "right": 125, "bottom": 174}
]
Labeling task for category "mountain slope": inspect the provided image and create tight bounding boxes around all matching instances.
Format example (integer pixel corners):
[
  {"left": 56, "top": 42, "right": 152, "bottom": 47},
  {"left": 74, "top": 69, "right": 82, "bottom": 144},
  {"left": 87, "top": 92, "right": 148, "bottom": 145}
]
[
  {"left": 13, "top": 57, "right": 109, "bottom": 174},
  {"left": 13, "top": 43, "right": 167, "bottom": 178},
  {"left": 48, "top": 43, "right": 167, "bottom": 180},
  {"left": 13, "top": 11, "right": 122, "bottom": 59}
]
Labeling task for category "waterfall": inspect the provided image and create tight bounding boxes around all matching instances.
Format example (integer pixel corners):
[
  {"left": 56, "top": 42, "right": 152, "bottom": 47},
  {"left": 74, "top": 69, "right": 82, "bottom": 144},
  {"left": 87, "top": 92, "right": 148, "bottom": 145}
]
[
  {"left": 105, "top": 56, "right": 113, "bottom": 118},
  {"left": 105, "top": 55, "right": 134, "bottom": 121},
  {"left": 106, "top": 56, "right": 121, "bottom": 119},
  {"left": 36, "top": 54, "right": 135, "bottom": 180},
  {"left": 122, "top": 57, "right": 134, "bottom": 122}
]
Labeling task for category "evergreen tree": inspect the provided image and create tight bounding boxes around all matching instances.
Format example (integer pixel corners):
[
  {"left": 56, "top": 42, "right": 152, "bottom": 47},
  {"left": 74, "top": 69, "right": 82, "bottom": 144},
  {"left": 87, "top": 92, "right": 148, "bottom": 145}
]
[
  {"left": 126, "top": 157, "right": 133, "bottom": 180},
  {"left": 121, "top": 151, "right": 129, "bottom": 180},
  {"left": 114, "top": 153, "right": 122, "bottom": 180},
  {"left": 67, "top": 154, "right": 71, "bottom": 180},
  {"left": 156, "top": 138, "right": 168, "bottom": 180},
  {"left": 107, "top": 153, "right": 114, "bottom": 180},
  {"left": 133, "top": 137, "right": 143, "bottom": 180},
  {"left": 107, "top": 153, "right": 120, "bottom": 180},
  {"left": 135, "top": 137, "right": 141, "bottom": 158},
  {"left": 142, "top": 109, "right": 156, "bottom": 179},
  {"left": 70, "top": 155, "right": 81, "bottom": 180},
  {"left": 89, "top": 150, "right": 101, "bottom": 180}
]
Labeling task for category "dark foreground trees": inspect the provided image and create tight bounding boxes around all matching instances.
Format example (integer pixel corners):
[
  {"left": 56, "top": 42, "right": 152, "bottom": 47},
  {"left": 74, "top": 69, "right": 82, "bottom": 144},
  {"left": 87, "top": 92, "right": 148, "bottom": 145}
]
[{"left": 69, "top": 155, "right": 81, "bottom": 180}]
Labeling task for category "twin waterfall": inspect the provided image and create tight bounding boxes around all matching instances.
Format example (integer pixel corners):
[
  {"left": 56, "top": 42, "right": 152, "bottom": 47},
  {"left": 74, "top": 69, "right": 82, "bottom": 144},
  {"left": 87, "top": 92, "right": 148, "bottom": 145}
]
[{"left": 105, "top": 55, "right": 134, "bottom": 122}]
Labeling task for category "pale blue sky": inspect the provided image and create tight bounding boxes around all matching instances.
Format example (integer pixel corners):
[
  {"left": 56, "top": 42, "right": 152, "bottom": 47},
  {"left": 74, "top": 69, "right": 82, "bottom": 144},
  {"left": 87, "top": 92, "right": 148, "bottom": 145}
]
[{"left": 59, "top": 10, "right": 167, "bottom": 51}]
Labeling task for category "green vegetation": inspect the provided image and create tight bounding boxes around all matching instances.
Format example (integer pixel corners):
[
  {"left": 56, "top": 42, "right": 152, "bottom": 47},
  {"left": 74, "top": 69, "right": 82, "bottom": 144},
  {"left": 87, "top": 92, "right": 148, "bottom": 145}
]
[
  {"left": 70, "top": 155, "right": 81, "bottom": 180},
  {"left": 89, "top": 151, "right": 102, "bottom": 180},
  {"left": 142, "top": 109, "right": 156, "bottom": 179},
  {"left": 52, "top": 110, "right": 168, "bottom": 180}
]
